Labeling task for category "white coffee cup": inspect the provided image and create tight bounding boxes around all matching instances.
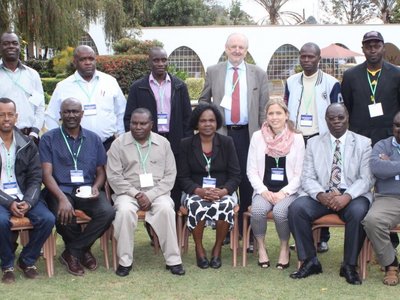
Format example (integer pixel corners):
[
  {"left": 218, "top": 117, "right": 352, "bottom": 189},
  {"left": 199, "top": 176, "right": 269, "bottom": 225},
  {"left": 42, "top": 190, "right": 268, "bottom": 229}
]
[{"left": 76, "top": 186, "right": 92, "bottom": 197}]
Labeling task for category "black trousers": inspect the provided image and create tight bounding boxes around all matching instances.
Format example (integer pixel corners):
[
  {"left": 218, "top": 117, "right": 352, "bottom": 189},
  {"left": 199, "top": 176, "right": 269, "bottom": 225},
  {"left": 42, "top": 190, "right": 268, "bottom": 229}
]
[
  {"left": 288, "top": 195, "right": 369, "bottom": 266},
  {"left": 44, "top": 189, "right": 115, "bottom": 258},
  {"left": 227, "top": 127, "right": 253, "bottom": 235}
]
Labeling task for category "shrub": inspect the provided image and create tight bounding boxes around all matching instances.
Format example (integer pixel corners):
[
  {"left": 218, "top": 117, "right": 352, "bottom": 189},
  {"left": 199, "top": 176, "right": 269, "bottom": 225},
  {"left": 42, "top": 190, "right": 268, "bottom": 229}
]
[
  {"left": 185, "top": 78, "right": 205, "bottom": 100},
  {"left": 25, "top": 59, "right": 55, "bottom": 78},
  {"left": 41, "top": 78, "right": 63, "bottom": 101},
  {"left": 96, "top": 55, "right": 149, "bottom": 95},
  {"left": 113, "top": 38, "right": 163, "bottom": 55},
  {"left": 52, "top": 47, "right": 75, "bottom": 75}
]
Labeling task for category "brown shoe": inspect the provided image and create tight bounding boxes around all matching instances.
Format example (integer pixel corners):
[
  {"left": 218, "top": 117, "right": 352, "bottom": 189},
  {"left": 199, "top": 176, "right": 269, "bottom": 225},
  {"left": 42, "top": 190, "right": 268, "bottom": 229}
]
[
  {"left": 383, "top": 266, "right": 399, "bottom": 286},
  {"left": 1, "top": 267, "right": 15, "bottom": 284},
  {"left": 18, "top": 258, "right": 39, "bottom": 279},
  {"left": 59, "top": 250, "right": 85, "bottom": 276},
  {"left": 81, "top": 250, "right": 98, "bottom": 271}
]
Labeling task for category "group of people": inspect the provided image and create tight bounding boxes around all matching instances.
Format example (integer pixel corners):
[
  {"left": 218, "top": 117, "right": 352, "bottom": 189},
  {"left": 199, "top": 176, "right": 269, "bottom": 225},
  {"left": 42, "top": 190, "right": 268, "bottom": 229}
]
[{"left": 0, "top": 27, "right": 400, "bottom": 289}]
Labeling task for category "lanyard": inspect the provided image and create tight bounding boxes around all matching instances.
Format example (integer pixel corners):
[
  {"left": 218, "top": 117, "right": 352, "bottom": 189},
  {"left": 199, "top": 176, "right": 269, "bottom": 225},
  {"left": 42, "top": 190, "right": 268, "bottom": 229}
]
[
  {"left": 153, "top": 80, "right": 166, "bottom": 113},
  {"left": 367, "top": 69, "right": 382, "bottom": 103},
  {"left": 135, "top": 136, "right": 152, "bottom": 174},
  {"left": 75, "top": 74, "right": 99, "bottom": 103},
  {"left": 1, "top": 143, "right": 14, "bottom": 182},
  {"left": 2, "top": 67, "right": 31, "bottom": 96},
  {"left": 60, "top": 127, "right": 83, "bottom": 170},
  {"left": 202, "top": 153, "right": 212, "bottom": 178},
  {"left": 274, "top": 157, "right": 280, "bottom": 168},
  {"left": 231, "top": 68, "right": 240, "bottom": 95}
]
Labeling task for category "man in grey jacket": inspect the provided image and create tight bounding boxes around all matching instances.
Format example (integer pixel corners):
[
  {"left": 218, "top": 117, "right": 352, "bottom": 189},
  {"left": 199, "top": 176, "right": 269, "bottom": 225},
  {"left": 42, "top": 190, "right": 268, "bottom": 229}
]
[{"left": 363, "top": 111, "right": 400, "bottom": 286}]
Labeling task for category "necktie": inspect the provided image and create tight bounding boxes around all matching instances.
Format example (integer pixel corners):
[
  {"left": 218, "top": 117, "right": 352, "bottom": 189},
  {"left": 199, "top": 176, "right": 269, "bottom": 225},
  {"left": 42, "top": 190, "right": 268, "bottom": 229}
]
[
  {"left": 329, "top": 139, "right": 341, "bottom": 193},
  {"left": 231, "top": 67, "right": 240, "bottom": 123}
]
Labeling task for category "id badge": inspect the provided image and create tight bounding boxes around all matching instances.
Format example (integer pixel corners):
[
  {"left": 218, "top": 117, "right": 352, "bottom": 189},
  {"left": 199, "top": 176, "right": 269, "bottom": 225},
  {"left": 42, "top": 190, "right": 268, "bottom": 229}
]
[
  {"left": 368, "top": 102, "right": 383, "bottom": 118},
  {"left": 300, "top": 115, "right": 313, "bottom": 127},
  {"left": 3, "top": 182, "right": 18, "bottom": 195},
  {"left": 220, "top": 95, "right": 232, "bottom": 110},
  {"left": 157, "top": 113, "right": 168, "bottom": 125},
  {"left": 140, "top": 173, "right": 154, "bottom": 187},
  {"left": 271, "top": 168, "right": 284, "bottom": 181},
  {"left": 70, "top": 170, "right": 84, "bottom": 183},
  {"left": 202, "top": 177, "right": 216, "bottom": 188},
  {"left": 395, "top": 175, "right": 400, "bottom": 181},
  {"left": 84, "top": 104, "right": 97, "bottom": 116}
]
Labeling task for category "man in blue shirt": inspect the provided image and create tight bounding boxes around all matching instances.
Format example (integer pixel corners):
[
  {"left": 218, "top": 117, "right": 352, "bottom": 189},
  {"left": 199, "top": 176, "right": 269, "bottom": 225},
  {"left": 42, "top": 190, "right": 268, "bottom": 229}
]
[{"left": 39, "top": 97, "right": 115, "bottom": 276}]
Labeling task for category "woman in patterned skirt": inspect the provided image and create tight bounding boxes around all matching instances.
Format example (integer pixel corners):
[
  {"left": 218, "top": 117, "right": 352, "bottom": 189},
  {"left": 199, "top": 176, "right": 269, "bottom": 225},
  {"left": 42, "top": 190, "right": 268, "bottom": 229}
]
[{"left": 177, "top": 103, "right": 241, "bottom": 269}]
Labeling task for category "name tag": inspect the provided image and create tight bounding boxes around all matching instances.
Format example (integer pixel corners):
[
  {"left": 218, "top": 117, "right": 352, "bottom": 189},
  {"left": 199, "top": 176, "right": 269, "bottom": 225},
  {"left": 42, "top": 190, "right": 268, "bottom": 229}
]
[
  {"left": 3, "top": 182, "right": 18, "bottom": 195},
  {"left": 84, "top": 104, "right": 97, "bottom": 116},
  {"left": 271, "top": 168, "right": 285, "bottom": 181},
  {"left": 70, "top": 170, "right": 84, "bottom": 183},
  {"left": 157, "top": 113, "right": 168, "bottom": 125},
  {"left": 368, "top": 102, "right": 383, "bottom": 118},
  {"left": 395, "top": 175, "right": 400, "bottom": 181},
  {"left": 202, "top": 177, "right": 216, "bottom": 188},
  {"left": 300, "top": 115, "right": 313, "bottom": 127},
  {"left": 140, "top": 173, "right": 154, "bottom": 187},
  {"left": 220, "top": 95, "right": 232, "bottom": 110}
]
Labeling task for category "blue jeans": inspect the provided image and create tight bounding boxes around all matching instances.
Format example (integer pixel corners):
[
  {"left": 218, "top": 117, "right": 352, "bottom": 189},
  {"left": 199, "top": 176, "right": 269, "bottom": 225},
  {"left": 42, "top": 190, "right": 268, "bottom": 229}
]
[{"left": 0, "top": 201, "right": 55, "bottom": 269}]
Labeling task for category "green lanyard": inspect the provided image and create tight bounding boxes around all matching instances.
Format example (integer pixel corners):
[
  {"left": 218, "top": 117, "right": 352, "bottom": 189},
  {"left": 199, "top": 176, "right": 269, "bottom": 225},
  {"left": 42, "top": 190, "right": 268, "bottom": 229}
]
[
  {"left": 274, "top": 157, "right": 280, "bottom": 168},
  {"left": 75, "top": 74, "right": 99, "bottom": 103},
  {"left": 367, "top": 69, "right": 382, "bottom": 103},
  {"left": 1, "top": 143, "right": 15, "bottom": 182},
  {"left": 2, "top": 67, "right": 30, "bottom": 96},
  {"left": 60, "top": 127, "right": 83, "bottom": 170},
  {"left": 202, "top": 153, "right": 212, "bottom": 178},
  {"left": 135, "top": 136, "right": 152, "bottom": 174}
]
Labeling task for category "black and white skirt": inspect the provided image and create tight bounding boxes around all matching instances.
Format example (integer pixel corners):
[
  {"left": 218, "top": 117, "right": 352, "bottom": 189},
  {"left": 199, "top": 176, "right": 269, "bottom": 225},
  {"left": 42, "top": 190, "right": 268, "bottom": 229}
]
[{"left": 185, "top": 194, "right": 237, "bottom": 231}]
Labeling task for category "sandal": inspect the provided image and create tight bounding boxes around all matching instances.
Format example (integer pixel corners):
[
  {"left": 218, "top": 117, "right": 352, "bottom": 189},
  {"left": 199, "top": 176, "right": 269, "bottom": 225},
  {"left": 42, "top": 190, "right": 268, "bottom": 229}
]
[
  {"left": 383, "top": 266, "right": 399, "bottom": 286},
  {"left": 258, "top": 261, "right": 270, "bottom": 268}
]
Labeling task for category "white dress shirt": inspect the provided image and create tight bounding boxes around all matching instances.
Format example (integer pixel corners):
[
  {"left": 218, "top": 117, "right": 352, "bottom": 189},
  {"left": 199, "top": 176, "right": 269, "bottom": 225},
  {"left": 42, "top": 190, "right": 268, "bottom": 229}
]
[
  {"left": 45, "top": 70, "right": 126, "bottom": 142},
  {"left": 0, "top": 62, "right": 45, "bottom": 134}
]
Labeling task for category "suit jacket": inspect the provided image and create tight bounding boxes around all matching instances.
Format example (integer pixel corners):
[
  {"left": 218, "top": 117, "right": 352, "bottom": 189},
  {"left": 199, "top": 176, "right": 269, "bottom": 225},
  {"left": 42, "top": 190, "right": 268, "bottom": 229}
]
[
  {"left": 300, "top": 131, "right": 374, "bottom": 202},
  {"left": 198, "top": 62, "right": 269, "bottom": 138},
  {"left": 247, "top": 131, "right": 305, "bottom": 196},
  {"left": 342, "top": 61, "right": 400, "bottom": 145},
  {"left": 124, "top": 73, "right": 193, "bottom": 155},
  {"left": 177, "top": 133, "right": 241, "bottom": 195}
]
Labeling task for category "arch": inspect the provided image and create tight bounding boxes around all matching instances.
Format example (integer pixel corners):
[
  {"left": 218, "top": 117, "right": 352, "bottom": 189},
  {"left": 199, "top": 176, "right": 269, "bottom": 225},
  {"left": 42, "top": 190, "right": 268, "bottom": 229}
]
[
  {"left": 267, "top": 44, "right": 300, "bottom": 81},
  {"left": 168, "top": 46, "right": 205, "bottom": 78},
  {"left": 217, "top": 51, "right": 256, "bottom": 65},
  {"left": 384, "top": 42, "right": 400, "bottom": 66},
  {"left": 79, "top": 32, "right": 99, "bottom": 55}
]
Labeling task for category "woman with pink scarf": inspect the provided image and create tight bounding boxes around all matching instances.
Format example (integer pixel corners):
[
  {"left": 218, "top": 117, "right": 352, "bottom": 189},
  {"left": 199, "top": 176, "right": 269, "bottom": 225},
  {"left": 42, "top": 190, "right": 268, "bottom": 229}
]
[{"left": 247, "top": 98, "right": 305, "bottom": 269}]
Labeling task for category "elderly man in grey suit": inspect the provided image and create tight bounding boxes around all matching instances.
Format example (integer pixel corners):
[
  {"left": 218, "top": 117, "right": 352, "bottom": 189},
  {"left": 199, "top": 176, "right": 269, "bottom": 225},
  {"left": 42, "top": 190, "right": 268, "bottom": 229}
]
[
  {"left": 288, "top": 103, "right": 374, "bottom": 285},
  {"left": 198, "top": 33, "right": 269, "bottom": 241}
]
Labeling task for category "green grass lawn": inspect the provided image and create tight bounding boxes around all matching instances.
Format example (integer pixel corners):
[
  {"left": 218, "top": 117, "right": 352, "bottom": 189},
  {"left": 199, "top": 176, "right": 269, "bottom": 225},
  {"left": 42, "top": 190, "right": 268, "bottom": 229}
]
[{"left": 2, "top": 224, "right": 399, "bottom": 300}]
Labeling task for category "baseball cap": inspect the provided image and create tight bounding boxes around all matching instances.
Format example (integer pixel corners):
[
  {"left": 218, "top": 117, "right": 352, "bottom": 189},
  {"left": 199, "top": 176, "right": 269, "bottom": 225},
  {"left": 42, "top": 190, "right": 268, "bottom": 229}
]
[{"left": 362, "top": 31, "right": 384, "bottom": 43}]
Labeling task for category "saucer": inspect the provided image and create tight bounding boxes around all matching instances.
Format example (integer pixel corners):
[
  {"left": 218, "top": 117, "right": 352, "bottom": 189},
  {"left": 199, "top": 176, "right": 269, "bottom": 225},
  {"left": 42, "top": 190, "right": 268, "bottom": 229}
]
[{"left": 75, "top": 192, "right": 93, "bottom": 198}]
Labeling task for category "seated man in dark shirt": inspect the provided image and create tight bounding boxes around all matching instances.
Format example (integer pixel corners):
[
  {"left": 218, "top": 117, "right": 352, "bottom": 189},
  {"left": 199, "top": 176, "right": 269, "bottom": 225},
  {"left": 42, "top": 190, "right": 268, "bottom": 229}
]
[{"left": 39, "top": 97, "right": 115, "bottom": 276}]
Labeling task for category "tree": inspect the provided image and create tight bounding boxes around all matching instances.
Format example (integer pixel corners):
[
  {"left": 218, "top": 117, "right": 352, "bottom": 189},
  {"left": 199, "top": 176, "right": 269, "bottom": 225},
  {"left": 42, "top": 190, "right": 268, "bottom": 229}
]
[
  {"left": 252, "top": 0, "right": 304, "bottom": 25},
  {"left": 371, "top": 0, "right": 397, "bottom": 23},
  {"left": 229, "top": 0, "right": 255, "bottom": 25},
  {"left": 320, "top": 0, "right": 377, "bottom": 24}
]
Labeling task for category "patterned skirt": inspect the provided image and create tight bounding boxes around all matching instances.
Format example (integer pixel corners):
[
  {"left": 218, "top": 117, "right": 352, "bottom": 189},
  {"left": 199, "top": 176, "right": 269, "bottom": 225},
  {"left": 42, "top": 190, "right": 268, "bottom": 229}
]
[{"left": 185, "top": 194, "right": 236, "bottom": 231}]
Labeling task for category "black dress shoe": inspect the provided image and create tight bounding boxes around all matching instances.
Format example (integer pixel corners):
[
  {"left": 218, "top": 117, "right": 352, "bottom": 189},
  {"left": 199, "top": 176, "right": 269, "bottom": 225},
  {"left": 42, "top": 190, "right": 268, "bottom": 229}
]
[
  {"left": 340, "top": 264, "right": 362, "bottom": 285},
  {"left": 317, "top": 242, "right": 329, "bottom": 253},
  {"left": 209, "top": 257, "right": 222, "bottom": 269},
  {"left": 115, "top": 264, "right": 132, "bottom": 277},
  {"left": 166, "top": 264, "right": 185, "bottom": 275},
  {"left": 290, "top": 258, "right": 322, "bottom": 279},
  {"left": 196, "top": 257, "right": 209, "bottom": 269}
]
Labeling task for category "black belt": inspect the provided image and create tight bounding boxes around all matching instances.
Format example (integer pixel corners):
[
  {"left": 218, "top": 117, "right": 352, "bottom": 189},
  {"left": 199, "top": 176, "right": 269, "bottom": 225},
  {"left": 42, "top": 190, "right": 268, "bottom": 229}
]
[
  {"left": 303, "top": 132, "right": 319, "bottom": 141},
  {"left": 226, "top": 124, "right": 248, "bottom": 130}
]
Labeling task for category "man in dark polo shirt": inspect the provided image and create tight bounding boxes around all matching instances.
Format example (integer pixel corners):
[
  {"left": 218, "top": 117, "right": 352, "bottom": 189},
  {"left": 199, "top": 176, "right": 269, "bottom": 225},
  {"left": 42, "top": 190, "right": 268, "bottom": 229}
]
[{"left": 39, "top": 97, "right": 115, "bottom": 276}]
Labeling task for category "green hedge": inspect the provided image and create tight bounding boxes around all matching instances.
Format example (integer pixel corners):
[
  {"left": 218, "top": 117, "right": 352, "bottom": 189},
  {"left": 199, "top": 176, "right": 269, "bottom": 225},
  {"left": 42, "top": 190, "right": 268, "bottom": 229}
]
[
  {"left": 96, "top": 55, "right": 149, "bottom": 95},
  {"left": 185, "top": 78, "right": 205, "bottom": 100}
]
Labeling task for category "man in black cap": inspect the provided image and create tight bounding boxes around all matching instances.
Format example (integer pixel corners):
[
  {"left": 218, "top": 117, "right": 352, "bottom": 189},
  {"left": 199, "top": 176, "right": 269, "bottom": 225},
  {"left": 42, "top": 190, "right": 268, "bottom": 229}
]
[
  {"left": 342, "top": 31, "right": 400, "bottom": 146},
  {"left": 342, "top": 31, "right": 400, "bottom": 248}
]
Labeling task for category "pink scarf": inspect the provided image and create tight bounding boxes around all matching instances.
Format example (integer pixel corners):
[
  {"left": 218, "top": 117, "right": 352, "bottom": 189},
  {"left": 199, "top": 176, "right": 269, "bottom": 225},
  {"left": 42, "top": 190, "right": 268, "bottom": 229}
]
[{"left": 261, "top": 122, "right": 294, "bottom": 158}]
